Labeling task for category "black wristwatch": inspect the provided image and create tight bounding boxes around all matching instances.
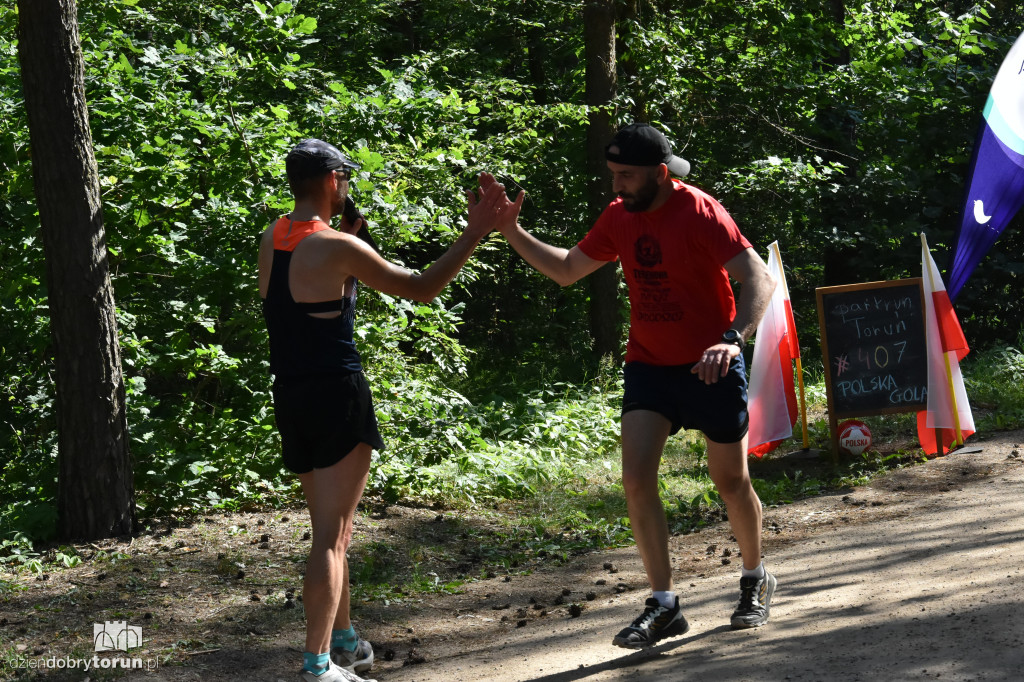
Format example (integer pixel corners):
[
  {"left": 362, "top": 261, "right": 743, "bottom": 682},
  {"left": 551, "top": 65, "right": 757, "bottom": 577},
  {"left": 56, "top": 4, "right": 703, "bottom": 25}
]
[{"left": 721, "top": 329, "right": 745, "bottom": 349}]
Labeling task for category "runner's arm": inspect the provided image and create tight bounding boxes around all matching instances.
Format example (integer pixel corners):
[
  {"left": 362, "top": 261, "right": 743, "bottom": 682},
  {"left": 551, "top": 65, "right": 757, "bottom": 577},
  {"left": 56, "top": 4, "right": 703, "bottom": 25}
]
[
  {"left": 343, "top": 179, "right": 522, "bottom": 302},
  {"left": 257, "top": 226, "right": 274, "bottom": 298},
  {"left": 691, "top": 247, "right": 776, "bottom": 384},
  {"left": 724, "top": 247, "right": 776, "bottom": 343},
  {"left": 477, "top": 171, "right": 605, "bottom": 287}
]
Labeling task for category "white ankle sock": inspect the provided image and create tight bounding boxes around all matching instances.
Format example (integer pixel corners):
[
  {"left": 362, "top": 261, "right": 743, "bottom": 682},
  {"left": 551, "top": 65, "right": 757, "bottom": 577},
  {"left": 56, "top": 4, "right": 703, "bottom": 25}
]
[
  {"left": 652, "top": 590, "right": 676, "bottom": 609},
  {"left": 741, "top": 563, "right": 766, "bottom": 580}
]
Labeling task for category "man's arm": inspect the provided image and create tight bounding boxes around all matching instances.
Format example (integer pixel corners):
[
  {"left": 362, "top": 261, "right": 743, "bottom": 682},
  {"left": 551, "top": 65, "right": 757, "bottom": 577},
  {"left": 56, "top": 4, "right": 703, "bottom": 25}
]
[
  {"left": 341, "top": 178, "right": 524, "bottom": 302},
  {"left": 724, "top": 247, "right": 777, "bottom": 342},
  {"left": 691, "top": 247, "right": 777, "bottom": 384},
  {"left": 500, "top": 223, "right": 606, "bottom": 287},
  {"left": 476, "top": 172, "right": 605, "bottom": 286}
]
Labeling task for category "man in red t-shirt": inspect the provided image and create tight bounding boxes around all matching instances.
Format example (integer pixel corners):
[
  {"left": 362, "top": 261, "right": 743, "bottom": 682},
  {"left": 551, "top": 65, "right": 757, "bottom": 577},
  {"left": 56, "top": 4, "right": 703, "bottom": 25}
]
[{"left": 490, "top": 123, "right": 778, "bottom": 647}]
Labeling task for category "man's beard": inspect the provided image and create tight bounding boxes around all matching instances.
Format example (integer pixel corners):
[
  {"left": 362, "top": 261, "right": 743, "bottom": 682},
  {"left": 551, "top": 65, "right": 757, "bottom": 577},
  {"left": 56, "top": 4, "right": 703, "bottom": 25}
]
[
  {"left": 330, "top": 189, "right": 345, "bottom": 218},
  {"left": 620, "top": 176, "right": 659, "bottom": 213}
]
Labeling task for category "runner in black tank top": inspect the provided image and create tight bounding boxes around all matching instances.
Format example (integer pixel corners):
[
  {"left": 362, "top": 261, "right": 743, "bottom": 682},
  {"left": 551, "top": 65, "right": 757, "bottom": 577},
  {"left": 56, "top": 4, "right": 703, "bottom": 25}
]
[{"left": 257, "top": 138, "right": 523, "bottom": 682}]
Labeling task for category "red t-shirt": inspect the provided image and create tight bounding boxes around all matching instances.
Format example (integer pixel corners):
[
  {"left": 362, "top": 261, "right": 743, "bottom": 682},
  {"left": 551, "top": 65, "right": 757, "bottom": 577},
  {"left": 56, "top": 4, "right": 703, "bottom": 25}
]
[{"left": 577, "top": 180, "right": 751, "bottom": 365}]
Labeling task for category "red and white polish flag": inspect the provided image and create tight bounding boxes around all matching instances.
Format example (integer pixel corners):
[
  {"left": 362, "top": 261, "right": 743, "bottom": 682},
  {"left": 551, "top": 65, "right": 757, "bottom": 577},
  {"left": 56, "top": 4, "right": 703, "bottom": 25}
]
[
  {"left": 747, "top": 242, "right": 800, "bottom": 458},
  {"left": 918, "top": 233, "right": 975, "bottom": 455}
]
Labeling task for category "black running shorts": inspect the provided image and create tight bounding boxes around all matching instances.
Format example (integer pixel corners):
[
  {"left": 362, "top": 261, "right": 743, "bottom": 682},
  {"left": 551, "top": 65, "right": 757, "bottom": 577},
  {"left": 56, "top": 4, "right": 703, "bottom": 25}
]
[
  {"left": 272, "top": 371, "right": 386, "bottom": 474},
  {"left": 622, "top": 355, "right": 749, "bottom": 444}
]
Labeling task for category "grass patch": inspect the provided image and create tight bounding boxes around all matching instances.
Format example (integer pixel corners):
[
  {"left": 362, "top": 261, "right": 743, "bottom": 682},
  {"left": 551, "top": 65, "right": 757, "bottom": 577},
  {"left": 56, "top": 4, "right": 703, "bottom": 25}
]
[{"left": 965, "top": 344, "right": 1024, "bottom": 430}]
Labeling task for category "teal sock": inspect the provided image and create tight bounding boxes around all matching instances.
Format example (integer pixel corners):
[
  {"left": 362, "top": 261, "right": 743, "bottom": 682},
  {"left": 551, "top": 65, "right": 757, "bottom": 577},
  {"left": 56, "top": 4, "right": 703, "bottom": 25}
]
[
  {"left": 331, "top": 626, "right": 358, "bottom": 652},
  {"left": 302, "top": 652, "right": 329, "bottom": 675}
]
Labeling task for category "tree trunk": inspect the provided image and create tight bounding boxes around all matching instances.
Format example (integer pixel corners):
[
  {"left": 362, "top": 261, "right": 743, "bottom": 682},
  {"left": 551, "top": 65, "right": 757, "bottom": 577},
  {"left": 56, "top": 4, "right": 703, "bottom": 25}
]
[
  {"left": 17, "top": 0, "right": 136, "bottom": 540},
  {"left": 524, "top": 0, "right": 549, "bottom": 105},
  {"left": 618, "top": 0, "right": 647, "bottom": 122},
  {"left": 584, "top": 0, "right": 622, "bottom": 361},
  {"left": 819, "top": 0, "right": 859, "bottom": 287}
]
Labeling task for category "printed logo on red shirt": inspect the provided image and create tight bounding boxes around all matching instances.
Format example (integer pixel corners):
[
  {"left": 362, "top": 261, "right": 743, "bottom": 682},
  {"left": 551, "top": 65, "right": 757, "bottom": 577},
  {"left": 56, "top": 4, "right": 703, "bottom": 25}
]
[{"left": 634, "top": 234, "right": 663, "bottom": 268}]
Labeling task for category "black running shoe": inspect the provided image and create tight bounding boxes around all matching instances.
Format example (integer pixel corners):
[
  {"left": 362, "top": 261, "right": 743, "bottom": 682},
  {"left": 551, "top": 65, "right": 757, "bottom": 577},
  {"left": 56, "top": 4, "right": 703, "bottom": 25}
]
[
  {"left": 612, "top": 597, "right": 689, "bottom": 648},
  {"left": 730, "top": 570, "right": 777, "bottom": 629}
]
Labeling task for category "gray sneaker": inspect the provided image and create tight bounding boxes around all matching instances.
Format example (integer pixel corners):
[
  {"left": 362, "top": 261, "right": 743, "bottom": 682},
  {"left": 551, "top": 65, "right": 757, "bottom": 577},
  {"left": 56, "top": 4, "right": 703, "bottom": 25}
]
[
  {"left": 730, "top": 570, "right": 777, "bottom": 629},
  {"left": 612, "top": 596, "right": 689, "bottom": 648},
  {"left": 331, "top": 637, "right": 374, "bottom": 674},
  {"left": 298, "top": 661, "right": 377, "bottom": 682}
]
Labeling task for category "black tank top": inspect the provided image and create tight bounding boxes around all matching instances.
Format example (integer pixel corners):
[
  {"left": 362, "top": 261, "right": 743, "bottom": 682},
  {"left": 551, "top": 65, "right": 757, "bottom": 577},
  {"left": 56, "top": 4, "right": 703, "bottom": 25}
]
[{"left": 262, "top": 216, "right": 363, "bottom": 380}]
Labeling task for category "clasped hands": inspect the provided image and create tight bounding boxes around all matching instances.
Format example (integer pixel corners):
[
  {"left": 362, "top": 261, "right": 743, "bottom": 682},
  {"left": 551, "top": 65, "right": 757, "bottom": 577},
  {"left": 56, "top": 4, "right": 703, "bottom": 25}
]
[{"left": 465, "top": 172, "right": 525, "bottom": 239}]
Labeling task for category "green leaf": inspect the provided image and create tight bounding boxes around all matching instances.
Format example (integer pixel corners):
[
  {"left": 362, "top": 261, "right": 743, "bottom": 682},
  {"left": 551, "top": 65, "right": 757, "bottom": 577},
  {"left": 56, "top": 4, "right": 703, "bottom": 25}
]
[{"left": 117, "top": 53, "right": 135, "bottom": 76}]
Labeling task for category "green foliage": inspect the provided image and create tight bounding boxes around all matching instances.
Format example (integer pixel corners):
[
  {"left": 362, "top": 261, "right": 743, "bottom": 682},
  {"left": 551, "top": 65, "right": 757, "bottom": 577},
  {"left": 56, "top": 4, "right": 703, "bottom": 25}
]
[
  {"left": 0, "top": 533, "right": 43, "bottom": 575},
  {"left": 3, "top": 0, "right": 1024, "bottom": 543},
  {"left": 371, "top": 373, "right": 621, "bottom": 504},
  {"left": 752, "top": 471, "right": 824, "bottom": 506},
  {"left": 964, "top": 342, "right": 1024, "bottom": 430}
]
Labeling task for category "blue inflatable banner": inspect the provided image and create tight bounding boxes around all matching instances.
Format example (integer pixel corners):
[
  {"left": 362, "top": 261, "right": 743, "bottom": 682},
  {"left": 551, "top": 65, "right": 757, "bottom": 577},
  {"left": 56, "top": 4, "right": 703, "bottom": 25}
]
[{"left": 948, "top": 31, "right": 1024, "bottom": 301}]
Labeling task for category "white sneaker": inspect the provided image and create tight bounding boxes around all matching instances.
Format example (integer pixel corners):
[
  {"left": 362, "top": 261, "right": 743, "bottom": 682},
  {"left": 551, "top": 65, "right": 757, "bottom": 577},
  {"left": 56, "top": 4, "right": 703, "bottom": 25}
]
[
  {"left": 298, "top": 661, "right": 377, "bottom": 682},
  {"left": 331, "top": 637, "right": 374, "bottom": 674}
]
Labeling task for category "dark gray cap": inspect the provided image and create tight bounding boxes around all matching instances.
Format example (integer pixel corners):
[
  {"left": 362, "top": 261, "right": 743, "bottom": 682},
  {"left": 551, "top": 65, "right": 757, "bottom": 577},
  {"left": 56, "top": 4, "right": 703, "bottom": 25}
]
[
  {"left": 605, "top": 123, "right": 690, "bottom": 177},
  {"left": 285, "top": 138, "right": 361, "bottom": 181}
]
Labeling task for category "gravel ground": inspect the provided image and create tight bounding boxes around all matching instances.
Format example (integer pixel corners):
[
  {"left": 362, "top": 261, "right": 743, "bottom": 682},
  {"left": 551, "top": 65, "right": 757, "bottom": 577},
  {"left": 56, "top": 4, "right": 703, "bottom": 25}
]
[
  {"left": 4, "top": 430, "right": 1023, "bottom": 682},
  {"left": 367, "top": 431, "right": 1024, "bottom": 682}
]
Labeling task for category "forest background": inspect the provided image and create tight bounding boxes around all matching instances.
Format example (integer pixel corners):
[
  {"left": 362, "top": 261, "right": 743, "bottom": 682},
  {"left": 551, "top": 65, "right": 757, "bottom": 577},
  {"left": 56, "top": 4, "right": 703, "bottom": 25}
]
[{"left": 3, "top": 0, "right": 1024, "bottom": 545}]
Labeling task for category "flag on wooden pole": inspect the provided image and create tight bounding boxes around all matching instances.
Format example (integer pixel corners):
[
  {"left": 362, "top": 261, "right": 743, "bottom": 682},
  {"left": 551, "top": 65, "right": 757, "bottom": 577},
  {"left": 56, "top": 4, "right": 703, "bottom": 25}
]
[
  {"left": 747, "top": 242, "right": 802, "bottom": 457},
  {"left": 918, "top": 233, "right": 975, "bottom": 455}
]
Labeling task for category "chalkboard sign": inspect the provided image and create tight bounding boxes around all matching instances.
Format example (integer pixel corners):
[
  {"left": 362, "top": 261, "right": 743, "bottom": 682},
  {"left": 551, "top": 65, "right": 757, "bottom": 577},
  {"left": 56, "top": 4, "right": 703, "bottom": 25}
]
[{"left": 816, "top": 279, "right": 928, "bottom": 422}]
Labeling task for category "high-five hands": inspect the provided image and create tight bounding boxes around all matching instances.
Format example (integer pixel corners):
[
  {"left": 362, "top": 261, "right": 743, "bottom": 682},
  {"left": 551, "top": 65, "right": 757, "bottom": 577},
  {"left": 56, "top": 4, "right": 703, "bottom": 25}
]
[
  {"left": 464, "top": 175, "right": 507, "bottom": 241},
  {"left": 474, "top": 172, "right": 525, "bottom": 236}
]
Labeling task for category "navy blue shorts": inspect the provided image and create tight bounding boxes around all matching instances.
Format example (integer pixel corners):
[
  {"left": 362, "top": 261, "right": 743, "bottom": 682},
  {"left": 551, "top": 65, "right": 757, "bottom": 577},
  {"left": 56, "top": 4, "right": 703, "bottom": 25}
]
[
  {"left": 272, "top": 371, "right": 385, "bottom": 474},
  {"left": 622, "top": 356, "right": 749, "bottom": 444}
]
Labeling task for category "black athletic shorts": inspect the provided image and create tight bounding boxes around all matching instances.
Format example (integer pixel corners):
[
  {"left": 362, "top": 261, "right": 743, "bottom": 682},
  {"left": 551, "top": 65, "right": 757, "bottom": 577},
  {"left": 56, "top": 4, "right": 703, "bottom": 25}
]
[
  {"left": 271, "top": 371, "right": 386, "bottom": 474},
  {"left": 622, "top": 355, "right": 749, "bottom": 444}
]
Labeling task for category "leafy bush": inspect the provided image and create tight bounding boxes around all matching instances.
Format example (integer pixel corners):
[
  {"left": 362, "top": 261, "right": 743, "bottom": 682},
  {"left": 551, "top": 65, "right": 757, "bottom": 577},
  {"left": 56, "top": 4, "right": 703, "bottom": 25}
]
[
  {"left": 964, "top": 343, "right": 1024, "bottom": 430},
  {"left": 3, "top": 0, "right": 1024, "bottom": 542}
]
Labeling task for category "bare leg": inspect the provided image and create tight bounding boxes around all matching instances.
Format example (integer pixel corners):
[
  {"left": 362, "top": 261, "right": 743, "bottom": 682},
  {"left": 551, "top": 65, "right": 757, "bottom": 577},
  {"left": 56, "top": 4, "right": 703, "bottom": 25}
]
[
  {"left": 620, "top": 410, "right": 673, "bottom": 591},
  {"left": 332, "top": 555, "right": 352, "bottom": 631},
  {"left": 297, "top": 443, "right": 372, "bottom": 655},
  {"left": 705, "top": 435, "right": 762, "bottom": 570}
]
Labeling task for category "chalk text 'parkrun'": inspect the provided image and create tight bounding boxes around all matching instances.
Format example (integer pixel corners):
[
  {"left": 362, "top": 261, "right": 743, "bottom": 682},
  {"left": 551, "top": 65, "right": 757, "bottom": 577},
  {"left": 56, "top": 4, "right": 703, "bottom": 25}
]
[
  {"left": 831, "top": 293, "right": 924, "bottom": 406},
  {"left": 836, "top": 295, "right": 913, "bottom": 339}
]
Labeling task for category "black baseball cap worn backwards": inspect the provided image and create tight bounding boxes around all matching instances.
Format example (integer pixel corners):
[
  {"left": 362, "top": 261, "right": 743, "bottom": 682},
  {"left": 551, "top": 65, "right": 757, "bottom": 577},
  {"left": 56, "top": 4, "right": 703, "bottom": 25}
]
[
  {"left": 605, "top": 123, "right": 690, "bottom": 178},
  {"left": 285, "top": 138, "right": 361, "bottom": 181}
]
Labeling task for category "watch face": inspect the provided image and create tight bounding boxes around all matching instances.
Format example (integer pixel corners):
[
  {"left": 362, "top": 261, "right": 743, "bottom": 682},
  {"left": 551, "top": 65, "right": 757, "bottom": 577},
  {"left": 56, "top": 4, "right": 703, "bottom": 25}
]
[{"left": 722, "top": 330, "right": 742, "bottom": 345}]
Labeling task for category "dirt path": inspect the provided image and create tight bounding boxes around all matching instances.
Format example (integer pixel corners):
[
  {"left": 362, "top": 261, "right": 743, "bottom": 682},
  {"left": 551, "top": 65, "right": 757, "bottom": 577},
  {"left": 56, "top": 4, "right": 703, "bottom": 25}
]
[
  {"left": 5, "top": 431, "right": 1024, "bottom": 682},
  {"left": 352, "top": 433, "right": 1024, "bottom": 682},
  {"left": 366, "top": 435, "right": 1024, "bottom": 682}
]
